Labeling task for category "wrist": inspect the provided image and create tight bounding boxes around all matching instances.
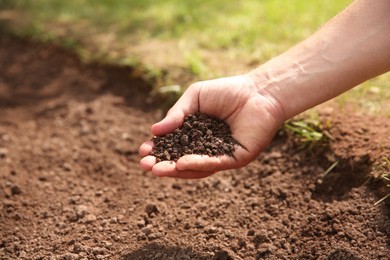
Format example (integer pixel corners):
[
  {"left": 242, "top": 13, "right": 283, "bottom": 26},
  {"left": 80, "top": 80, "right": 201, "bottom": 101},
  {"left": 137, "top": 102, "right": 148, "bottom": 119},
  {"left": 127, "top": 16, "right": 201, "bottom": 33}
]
[
  {"left": 247, "top": 45, "right": 326, "bottom": 120},
  {"left": 245, "top": 69, "right": 287, "bottom": 125}
]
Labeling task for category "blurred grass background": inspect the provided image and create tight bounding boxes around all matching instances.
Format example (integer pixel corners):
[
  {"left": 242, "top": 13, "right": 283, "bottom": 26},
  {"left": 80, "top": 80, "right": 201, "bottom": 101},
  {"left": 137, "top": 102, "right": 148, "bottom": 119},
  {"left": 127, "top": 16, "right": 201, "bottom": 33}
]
[{"left": 0, "top": 0, "right": 389, "bottom": 115}]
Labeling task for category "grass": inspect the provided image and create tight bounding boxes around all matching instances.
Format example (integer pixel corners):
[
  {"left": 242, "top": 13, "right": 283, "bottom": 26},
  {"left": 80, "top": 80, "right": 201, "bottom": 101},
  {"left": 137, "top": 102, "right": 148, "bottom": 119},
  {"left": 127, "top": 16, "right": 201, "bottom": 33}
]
[
  {"left": 374, "top": 174, "right": 390, "bottom": 205},
  {"left": 374, "top": 158, "right": 390, "bottom": 205},
  {"left": 3, "top": 1, "right": 350, "bottom": 45},
  {"left": 2, "top": 1, "right": 351, "bottom": 71},
  {"left": 323, "top": 161, "right": 339, "bottom": 178},
  {"left": 284, "top": 111, "right": 332, "bottom": 149},
  {"left": 284, "top": 120, "right": 324, "bottom": 143},
  {"left": 1, "top": 0, "right": 389, "bottom": 111}
]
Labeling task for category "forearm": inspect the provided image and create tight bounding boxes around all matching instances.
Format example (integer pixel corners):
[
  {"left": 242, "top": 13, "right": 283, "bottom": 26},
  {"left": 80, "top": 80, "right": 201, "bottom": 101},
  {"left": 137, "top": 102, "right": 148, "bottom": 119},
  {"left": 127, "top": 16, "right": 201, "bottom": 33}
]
[{"left": 249, "top": 0, "right": 390, "bottom": 120}]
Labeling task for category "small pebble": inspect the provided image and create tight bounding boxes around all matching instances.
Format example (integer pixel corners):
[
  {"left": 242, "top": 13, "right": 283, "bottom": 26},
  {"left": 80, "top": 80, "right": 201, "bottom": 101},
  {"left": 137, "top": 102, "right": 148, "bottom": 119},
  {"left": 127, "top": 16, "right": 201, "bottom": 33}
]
[
  {"left": 75, "top": 205, "right": 88, "bottom": 218},
  {"left": 142, "top": 225, "right": 153, "bottom": 236},
  {"left": 84, "top": 214, "right": 97, "bottom": 223}
]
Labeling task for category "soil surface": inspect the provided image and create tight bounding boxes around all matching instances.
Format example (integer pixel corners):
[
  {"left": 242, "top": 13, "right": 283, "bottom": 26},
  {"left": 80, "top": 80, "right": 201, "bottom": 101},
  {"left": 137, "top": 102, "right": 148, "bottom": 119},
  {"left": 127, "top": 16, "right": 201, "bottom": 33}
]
[
  {"left": 0, "top": 35, "right": 389, "bottom": 260},
  {"left": 152, "top": 113, "right": 238, "bottom": 162}
]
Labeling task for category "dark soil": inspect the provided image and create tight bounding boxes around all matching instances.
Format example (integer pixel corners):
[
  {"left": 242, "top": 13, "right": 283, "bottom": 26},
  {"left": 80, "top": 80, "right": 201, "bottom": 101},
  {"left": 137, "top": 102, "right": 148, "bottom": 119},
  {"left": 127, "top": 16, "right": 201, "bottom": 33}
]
[
  {"left": 151, "top": 113, "right": 238, "bottom": 162},
  {"left": 0, "top": 35, "right": 389, "bottom": 260}
]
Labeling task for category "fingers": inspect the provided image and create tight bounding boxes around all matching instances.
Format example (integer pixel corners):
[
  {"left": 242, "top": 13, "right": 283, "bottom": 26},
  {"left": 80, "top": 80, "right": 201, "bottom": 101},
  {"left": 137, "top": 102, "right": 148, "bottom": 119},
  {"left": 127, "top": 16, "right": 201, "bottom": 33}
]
[
  {"left": 139, "top": 140, "right": 154, "bottom": 157},
  {"left": 139, "top": 130, "right": 248, "bottom": 178},
  {"left": 152, "top": 161, "right": 215, "bottom": 179},
  {"left": 151, "top": 84, "right": 200, "bottom": 136},
  {"left": 176, "top": 154, "right": 237, "bottom": 172},
  {"left": 145, "top": 152, "right": 245, "bottom": 179},
  {"left": 140, "top": 155, "right": 156, "bottom": 171},
  {"left": 140, "top": 159, "right": 216, "bottom": 179},
  {"left": 151, "top": 111, "right": 185, "bottom": 136},
  {"left": 152, "top": 161, "right": 176, "bottom": 176},
  {"left": 140, "top": 159, "right": 215, "bottom": 179},
  {"left": 139, "top": 141, "right": 155, "bottom": 171},
  {"left": 168, "top": 170, "right": 215, "bottom": 179}
]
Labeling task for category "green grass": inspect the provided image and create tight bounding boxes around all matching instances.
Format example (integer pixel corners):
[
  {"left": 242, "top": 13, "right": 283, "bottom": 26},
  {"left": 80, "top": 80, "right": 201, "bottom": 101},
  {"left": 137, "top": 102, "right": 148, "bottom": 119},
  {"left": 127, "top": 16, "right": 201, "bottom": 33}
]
[
  {"left": 374, "top": 158, "right": 390, "bottom": 205},
  {"left": 2, "top": 0, "right": 352, "bottom": 66},
  {"left": 284, "top": 120, "right": 325, "bottom": 144},
  {"left": 1, "top": 0, "right": 389, "bottom": 112},
  {"left": 374, "top": 173, "right": 390, "bottom": 205},
  {"left": 284, "top": 110, "right": 332, "bottom": 149}
]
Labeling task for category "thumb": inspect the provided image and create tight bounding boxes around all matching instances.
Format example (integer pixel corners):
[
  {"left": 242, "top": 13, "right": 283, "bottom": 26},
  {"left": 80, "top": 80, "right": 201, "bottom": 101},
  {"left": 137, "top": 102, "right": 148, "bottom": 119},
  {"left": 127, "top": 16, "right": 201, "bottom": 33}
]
[{"left": 151, "top": 84, "right": 200, "bottom": 136}]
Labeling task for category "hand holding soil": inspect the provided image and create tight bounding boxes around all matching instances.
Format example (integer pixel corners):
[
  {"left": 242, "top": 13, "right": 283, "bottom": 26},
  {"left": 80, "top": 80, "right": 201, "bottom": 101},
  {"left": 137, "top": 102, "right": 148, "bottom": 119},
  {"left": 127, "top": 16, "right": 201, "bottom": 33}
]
[
  {"left": 140, "top": 0, "right": 390, "bottom": 179},
  {"left": 150, "top": 112, "right": 240, "bottom": 162},
  {"left": 139, "top": 75, "right": 284, "bottom": 178}
]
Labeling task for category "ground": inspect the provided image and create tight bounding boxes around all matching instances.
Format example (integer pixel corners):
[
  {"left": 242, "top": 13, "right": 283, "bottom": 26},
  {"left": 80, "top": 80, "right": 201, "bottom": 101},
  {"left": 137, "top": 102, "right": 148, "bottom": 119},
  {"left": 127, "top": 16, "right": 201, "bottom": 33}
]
[{"left": 0, "top": 36, "right": 389, "bottom": 259}]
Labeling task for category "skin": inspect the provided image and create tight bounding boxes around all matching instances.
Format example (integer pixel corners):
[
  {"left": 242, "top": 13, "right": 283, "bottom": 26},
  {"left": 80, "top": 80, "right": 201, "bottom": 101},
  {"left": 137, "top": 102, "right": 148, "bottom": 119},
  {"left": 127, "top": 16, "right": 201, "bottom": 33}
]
[{"left": 140, "top": 0, "right": 390, "bottom": 179}]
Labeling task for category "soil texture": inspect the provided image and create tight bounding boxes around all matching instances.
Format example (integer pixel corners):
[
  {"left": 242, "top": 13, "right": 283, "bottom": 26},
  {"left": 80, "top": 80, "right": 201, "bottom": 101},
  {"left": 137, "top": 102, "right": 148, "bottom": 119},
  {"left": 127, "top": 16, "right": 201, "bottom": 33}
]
[
  {"left": 0, "top": 36, "right": 389, "bottom": 260},
  {"left": 151, "top": 113, "right": 238, "bottom": 162}
]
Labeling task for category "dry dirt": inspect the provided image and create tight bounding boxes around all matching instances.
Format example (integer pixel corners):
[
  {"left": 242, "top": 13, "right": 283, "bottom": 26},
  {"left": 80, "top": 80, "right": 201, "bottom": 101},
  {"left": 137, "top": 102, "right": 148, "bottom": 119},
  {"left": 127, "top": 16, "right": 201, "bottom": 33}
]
[{"left": 0, "top": 36, "right": 389, "bottom": 260}]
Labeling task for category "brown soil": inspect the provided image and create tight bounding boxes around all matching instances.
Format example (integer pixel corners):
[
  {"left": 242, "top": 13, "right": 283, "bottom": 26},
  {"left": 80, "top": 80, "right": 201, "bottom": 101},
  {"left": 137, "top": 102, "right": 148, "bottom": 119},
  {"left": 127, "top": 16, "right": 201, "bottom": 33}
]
[
  {"left": 0, "top": 35, "right": 389, "bottom": 260},
  {"left": 152, "top": 113, "right": 238, "bottom": 162}
]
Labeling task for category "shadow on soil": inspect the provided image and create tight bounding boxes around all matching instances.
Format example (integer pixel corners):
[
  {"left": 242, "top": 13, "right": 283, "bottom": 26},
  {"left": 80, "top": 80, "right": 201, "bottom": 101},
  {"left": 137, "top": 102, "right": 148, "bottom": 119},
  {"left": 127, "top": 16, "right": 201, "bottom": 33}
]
[
  {"left": 121, "top": 243, "right": 224, "bottom": 260},
  {"left": 0, "top": 35, "right": 156, "bottom": 112},
  {"left": 312, "top": 155, "right": 372, "bottom": 202},
  {"left": 266, "top": 133, "right": 373, "bottom": 202},
  {"left": 368, "top": 179, "right": 390, "bottom": 246}
]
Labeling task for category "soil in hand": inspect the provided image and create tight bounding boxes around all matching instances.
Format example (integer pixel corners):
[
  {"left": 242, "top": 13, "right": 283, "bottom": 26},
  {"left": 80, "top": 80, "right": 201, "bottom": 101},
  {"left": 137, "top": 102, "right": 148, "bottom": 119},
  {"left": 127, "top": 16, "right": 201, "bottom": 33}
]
[{"left": 151, "top": 113, "right": 239, "bottom": 162}]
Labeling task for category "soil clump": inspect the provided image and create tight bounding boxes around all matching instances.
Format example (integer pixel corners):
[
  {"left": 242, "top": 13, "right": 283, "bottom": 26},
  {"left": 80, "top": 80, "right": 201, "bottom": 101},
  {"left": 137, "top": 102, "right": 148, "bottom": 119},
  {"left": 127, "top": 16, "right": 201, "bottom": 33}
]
[{"left": 151, "top": 113, "right": 238, "bottom": 162}]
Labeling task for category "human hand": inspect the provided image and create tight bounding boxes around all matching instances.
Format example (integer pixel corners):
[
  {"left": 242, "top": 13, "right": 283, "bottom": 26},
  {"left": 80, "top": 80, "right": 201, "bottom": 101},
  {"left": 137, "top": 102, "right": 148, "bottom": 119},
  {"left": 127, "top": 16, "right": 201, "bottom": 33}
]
[{"left": 139, "top": 74, "right": 285, "bottom": 178}]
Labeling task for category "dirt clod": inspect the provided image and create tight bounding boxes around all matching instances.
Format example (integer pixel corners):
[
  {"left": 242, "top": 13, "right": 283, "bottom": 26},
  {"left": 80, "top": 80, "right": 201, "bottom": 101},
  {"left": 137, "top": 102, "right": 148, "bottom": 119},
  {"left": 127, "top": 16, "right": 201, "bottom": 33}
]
[
  {"left": 145, "top": 204, "right": 158, "bottom": 217},
  {"left": 213, "top": 250, "right": 233, "bottom": 260},
  {"left": 84, "top": 214, "right": 97, "bottom": 223},
  {"left": 10, "top": 185, "right": 22, "bottom": 195},
  {"left": 326, "top": 248, "right": 361, "bottom": 260},
  {"left": 151, "top": 113, "right": 239, "bottom": 162},
  {"left": 75, "top": 205, "right": 88, "bottom": 219}
]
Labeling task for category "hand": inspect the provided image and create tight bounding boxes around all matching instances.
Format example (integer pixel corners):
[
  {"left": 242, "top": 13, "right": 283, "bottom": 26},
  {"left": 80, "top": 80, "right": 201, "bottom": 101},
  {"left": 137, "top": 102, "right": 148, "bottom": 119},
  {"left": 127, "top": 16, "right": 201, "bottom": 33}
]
[{"left": 139, "top": 74, "right": 285, "bottom": 178}]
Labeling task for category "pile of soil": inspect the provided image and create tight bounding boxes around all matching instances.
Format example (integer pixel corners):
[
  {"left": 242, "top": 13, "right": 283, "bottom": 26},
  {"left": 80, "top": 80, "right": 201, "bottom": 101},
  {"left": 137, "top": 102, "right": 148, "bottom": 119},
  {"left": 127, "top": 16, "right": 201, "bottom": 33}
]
[
  {"left": 151, "top": 113, "right": 238, "bottom": 162},
  {"left": 0, "top": 36, "right": 389, "bottom": 259}
]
